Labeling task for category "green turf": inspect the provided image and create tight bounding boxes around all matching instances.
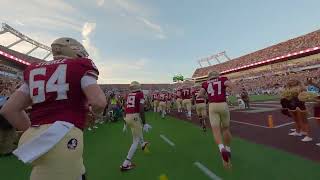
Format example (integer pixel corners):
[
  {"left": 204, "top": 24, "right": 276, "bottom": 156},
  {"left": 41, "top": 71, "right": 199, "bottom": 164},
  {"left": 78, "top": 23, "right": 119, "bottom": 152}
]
[
  {"left": 1, "top": 112, "right": 319, "bottom": 180},
  {"left": 228, "top": 94, "right": 279, "bottom": 104}
]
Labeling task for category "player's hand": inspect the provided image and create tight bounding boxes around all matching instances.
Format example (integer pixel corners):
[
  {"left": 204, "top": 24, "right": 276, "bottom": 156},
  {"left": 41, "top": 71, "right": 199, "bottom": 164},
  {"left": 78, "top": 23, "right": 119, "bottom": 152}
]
[
  {"left": 123, "top": 124, "right": 127, "bottom": 133},
  {"left": 143, "top": 124, "right": 152, "bottom": 133}
]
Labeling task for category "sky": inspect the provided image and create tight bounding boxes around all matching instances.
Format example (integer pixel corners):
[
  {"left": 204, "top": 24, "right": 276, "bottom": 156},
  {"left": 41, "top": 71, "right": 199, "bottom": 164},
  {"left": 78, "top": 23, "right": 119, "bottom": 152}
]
[{"left": 0, "top": 0, "right": 320, "bottom": 84}]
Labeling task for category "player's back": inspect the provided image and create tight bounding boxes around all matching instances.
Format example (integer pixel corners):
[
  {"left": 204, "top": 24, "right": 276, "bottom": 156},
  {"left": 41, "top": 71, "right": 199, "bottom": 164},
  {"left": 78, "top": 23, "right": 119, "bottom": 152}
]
[
  {"left": 181, "top": 88, "right": 191, "bottom": 99},
  {"left": 125, "top": 91, "right": 144, "bottom": 114},
  {"left": 203, "top": 77, "right": 228, "bottom": 103},
  {"left": 24, "top": 58, "right": 98, "bottom": 129}
]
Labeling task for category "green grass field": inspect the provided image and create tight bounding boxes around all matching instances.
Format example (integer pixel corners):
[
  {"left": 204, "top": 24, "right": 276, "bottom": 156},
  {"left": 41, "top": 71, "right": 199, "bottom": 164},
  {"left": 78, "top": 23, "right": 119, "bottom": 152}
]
[
  {"left": 228, "top": 94, "right": 279, "bottom": 104},
  {"left": 1, "top": 111, "right": 320, "bottom": 180}
]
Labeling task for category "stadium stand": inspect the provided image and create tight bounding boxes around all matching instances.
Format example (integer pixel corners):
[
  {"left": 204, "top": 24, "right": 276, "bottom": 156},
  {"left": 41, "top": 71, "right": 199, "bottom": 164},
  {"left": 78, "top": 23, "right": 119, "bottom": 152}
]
[{"left": 193, "top": 30, "right": 320, "bottom": 78}]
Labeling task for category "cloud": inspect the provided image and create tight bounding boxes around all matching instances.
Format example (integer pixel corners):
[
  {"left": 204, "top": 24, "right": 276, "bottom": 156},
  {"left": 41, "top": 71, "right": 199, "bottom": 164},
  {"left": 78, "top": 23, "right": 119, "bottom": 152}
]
[
  {"left": 137, "top": 17, "right": 166, "bottom": 39},
  {"left": 97, "top": 0, "right": 105, "bottom": 7}
]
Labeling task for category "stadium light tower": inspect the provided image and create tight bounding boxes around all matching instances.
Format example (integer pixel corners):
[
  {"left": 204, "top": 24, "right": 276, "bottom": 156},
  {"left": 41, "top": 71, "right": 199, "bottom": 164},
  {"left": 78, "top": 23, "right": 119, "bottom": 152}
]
[
  {"left": 197, "top": 51, "right": 231, "bottom": 67},
  {"left": 0, "top": 23, "right": 52, "bottom": 60}
]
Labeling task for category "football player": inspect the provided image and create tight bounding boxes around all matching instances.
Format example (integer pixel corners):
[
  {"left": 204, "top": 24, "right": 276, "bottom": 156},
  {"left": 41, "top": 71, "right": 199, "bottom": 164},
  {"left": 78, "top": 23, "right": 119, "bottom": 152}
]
[
  {"left": 0, "top": 37, "right": 107, "bottom": 180},
  {"left": 159, "top": 89, "right": 167, "bottom": 118},
  {"left": 192, "top": 83, "right": 207, "bottom": 131},
  {"left": 121, "top": 81, "right": 151, "bottom": 171},
  {"left": 181, "top": 81, "right": 193, "bottom": 119},
  {"left": 197, "top": 71, "right": 233, "bottom": 168},
  {"left": 152, "top": 91, "right": 160, "bottom": 112},
  {"left": 175, "top": 86, "right": 183, "bottom": 113},
  {"left": 166, "top": 91, "right": 173, "bottom": 113}
]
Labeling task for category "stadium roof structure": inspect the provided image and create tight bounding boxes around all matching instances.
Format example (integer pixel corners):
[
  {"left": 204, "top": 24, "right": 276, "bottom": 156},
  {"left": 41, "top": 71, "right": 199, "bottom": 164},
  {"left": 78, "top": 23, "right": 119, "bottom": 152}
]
[
  {"left": 0, "top": 23, "right": 49, "bottom": 66},
  {"left": 197, "top": 51, "right": 231, "bottom": 68}
]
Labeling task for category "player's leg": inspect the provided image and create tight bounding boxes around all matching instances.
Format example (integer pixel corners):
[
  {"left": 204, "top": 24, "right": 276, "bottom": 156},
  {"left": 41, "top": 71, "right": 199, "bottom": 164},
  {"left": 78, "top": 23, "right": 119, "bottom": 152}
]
[
  {"left": 176, "top": 99, "right": 181, "bottom": 112},
  {"left": 297, "top": 108, "right": 312, "bottom": 142},
  {"left": 121, "top": 115, "right": 142, "bottom": 171},
  {"left": 220, "top": 103, "right": 232, "bottom": 162},
  {"left": 201, "top": 104, "right": 208, "bottom": 131},
  {"left": 288, "top": 109, "right": 302, "bottom": 136},
  {"left": 186, "top": 99, "right": 192, "bottom": 119},
  {"left": 209, "top": 103, "right": 229, "bottom": 168},
  {"left": 153, "top": 101, "right": 157, "bottom": 112}
]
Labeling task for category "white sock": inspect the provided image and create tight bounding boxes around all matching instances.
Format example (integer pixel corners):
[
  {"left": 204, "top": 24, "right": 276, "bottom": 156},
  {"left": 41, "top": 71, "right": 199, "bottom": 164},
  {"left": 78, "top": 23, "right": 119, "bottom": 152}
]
[
  {"left": 124, "top": 139, "right": 139, "bottom": 166},
  {"left": 225, "top": 146, "right": 231, "bottom": 152},
  {"left": 188, "top": 111, "right": 191, "bottom": 117},
  {"left": 123, "top": 159, "right": 131, "bottom": 167},
  {"left": 218, "top": 144, "right": 225, "bottom": 152},
  {"left": 154, "top": 107, "right": 156, "bottom": 112}
]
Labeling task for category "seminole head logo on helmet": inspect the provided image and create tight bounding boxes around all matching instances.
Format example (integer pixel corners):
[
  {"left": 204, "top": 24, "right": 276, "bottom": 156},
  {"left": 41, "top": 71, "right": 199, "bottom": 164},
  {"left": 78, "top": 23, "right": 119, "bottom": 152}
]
[
  {"left": 51, "top": 37, "right": 89, "bottom": 60},
  {"left": 207, "top": 71, "right": 220, "bottom": 80},
  {"left": 129, "top": 81, "right": 141, "bottom": 92}
]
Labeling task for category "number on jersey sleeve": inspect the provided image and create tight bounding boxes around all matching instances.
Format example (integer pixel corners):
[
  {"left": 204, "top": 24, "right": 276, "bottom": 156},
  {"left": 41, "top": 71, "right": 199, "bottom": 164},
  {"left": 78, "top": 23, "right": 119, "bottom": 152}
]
[{"left": 29, "top": 64, "right": 70, "bottom": 104}]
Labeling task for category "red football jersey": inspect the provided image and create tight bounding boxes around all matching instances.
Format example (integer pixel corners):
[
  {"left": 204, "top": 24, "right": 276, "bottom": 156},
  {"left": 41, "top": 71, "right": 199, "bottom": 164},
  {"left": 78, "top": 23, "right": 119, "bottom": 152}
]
[
  {"left": 125, "top": 91, "right": 144, "bottom": 114},
  {"left": 192, "top": 89, "right": 205, "bottom": 104},
  {"left": 152, "top": 93, "right": 159, "bottom": 101},
  {"left": 159, "top": 93, "right": 167, "bottom": 102},
  {"left": 167, "top": 93, "right": 172, "bottom": 101},
  {"left": 175, "top": 89, "right": 182, "bottom": 98},
  {"left": 24, "top": 58, "right": 99, "bottom": 129},
  {"left": 181, "top": 88, "right": 192, "bottom": 99},
  {"left": 202, "top": 77, "right": 228, "bottom": 103}
]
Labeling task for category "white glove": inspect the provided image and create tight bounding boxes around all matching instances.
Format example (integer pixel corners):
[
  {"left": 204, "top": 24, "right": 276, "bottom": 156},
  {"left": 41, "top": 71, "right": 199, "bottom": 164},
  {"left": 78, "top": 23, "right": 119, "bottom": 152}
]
[
  {"left": 143, "top": 124, "right": 152, "bottom": 133},
  {"left": 123, "top": 123, "right": 127, "bottom": 133}
]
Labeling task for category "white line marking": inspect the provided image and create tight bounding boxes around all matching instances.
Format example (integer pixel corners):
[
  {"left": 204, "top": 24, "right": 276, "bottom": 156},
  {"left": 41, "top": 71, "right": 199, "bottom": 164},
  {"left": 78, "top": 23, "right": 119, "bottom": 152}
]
[
  {"left": 160, "top": 134, "right": 175, "bottom": 147},
  {"left": 308, "top": 117, "right": 320, "bottom": 120},
  {"left": 231, "top": 120, "right": 270, "bottom": 128},
  {"left": 194, "top": 162, "right": 222, "bottom": 180},
  {"left": 274, "top": 122, "right": 294, "bottom": 128},
  {"left": 232, "top": 120, "right": 294, "bottom": 129}
]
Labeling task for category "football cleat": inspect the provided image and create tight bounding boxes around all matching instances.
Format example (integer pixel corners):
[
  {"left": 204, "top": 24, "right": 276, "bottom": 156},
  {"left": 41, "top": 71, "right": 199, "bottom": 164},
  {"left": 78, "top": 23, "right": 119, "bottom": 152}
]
[
  {"left": 220, "top": 148, "right": 230, "bottom": 163},
  {"left": 120, "top": 163, "right": 136, "bottom": 171},
  {"left": 141, "top": 142, "right": 149, "bottom": 151}
]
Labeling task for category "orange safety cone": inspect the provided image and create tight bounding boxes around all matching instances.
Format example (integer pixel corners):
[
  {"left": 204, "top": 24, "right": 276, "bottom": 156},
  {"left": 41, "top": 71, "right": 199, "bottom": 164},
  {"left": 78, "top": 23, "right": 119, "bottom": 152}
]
[{"left": 268, "top": 115, "right": 274, "bottom": 128}]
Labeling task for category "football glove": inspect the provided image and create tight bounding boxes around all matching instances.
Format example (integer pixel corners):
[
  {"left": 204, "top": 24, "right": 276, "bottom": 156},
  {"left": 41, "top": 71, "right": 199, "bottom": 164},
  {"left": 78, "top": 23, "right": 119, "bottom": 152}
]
[{"left": 143, "top": 124, "right": 152, "bottom": 133}]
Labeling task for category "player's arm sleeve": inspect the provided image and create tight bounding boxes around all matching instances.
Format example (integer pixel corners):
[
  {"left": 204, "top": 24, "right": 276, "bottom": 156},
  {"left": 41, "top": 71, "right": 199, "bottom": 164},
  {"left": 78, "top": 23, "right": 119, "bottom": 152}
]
[
  {"left": 81, "top": 75, "right": 98, "bottom": 89},
  {"left": 81, "top": 59, "right": 100, "bottom": 80}
]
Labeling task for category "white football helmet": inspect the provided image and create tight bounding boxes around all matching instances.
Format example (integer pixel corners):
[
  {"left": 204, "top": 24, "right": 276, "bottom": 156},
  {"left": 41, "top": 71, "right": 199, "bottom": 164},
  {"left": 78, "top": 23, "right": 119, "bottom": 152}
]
[
  {"left": 51, "top": 37, "right": 89, "bottom": 60},
  {"left": 129, "top": 81, "right": 141, "bottom": 91},
  {"left": 207, "top": 71, "right": 220, "bottom": 80}
]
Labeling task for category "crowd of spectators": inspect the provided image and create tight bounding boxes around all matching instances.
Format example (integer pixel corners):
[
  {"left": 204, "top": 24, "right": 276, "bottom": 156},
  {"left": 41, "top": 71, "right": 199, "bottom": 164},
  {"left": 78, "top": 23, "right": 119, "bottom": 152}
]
[
  {"left": 193, "top": 29, "right": 320, "bottom": 78},
  {"left": 231, "top": 69, "right": 320, "bottom": 96},
  {"left": 0, "top": 76, "right": 21, "bottom": 97}
]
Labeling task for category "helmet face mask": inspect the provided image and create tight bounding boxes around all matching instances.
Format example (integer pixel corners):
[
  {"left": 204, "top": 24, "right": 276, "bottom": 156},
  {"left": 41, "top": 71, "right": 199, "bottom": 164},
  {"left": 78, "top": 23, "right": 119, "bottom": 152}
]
[{"left": 51, "top": 37, "right": 89, "bottom": 60}]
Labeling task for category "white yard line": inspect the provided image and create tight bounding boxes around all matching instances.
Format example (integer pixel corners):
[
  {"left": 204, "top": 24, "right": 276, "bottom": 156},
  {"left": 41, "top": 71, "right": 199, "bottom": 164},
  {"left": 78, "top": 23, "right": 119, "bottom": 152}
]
[
  {"left": 231, "top": 120, "right": 270, "bottom": 128},
  {"left": 194, "top": 162, "right": 222, "bottom": 180},
  {"left": 308, "top": 117, "right": 320, "bottom": 120},
  {"left": 160, "top": 134, "right": 175, "bottom": 147},
  {"left": 274, "top": 122, "right": 294, "bottom": 128}
]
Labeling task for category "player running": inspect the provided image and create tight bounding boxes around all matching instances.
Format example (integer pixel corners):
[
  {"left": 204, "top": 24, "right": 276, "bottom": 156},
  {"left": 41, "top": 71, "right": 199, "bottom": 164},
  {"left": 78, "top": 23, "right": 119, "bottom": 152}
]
[
  {"left": 121, "top": 81, "right": 152, "bottom": 171},
  {"left": 152, "top": 90, "right": 160, "bottom": 112},
  {"left": 197, "top": 71, "right": 233, "bottom": 168},
  {"left": 0, "top": 37, "right": 106, "bottom": 180},
  {"left": 181, "top": 81, "right": 193, "bottom": 119},
  {"left": 192, "top": 83, "right": 207, "bottom": 132},
  {"left": 159, "top": 89, "right": 167, "bottom": 118}
]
